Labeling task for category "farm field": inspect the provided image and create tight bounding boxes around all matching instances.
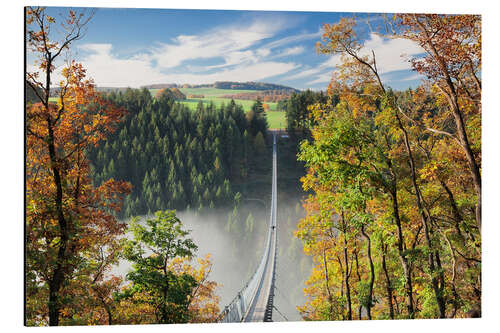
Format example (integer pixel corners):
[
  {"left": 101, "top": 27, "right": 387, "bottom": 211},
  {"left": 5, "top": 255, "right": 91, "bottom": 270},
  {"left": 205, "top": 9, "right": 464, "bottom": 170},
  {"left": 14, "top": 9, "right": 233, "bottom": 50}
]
[
  {"left": 180, "top": 96, "right": 284, "bottom": 129},
  {"left": 180, "top": 97, "right": 264, "bottom": 111},
  {"left": 176, "top": 87, "right": 256, "bottom": 96},
  {"left": 150, "top": 87, "right": 279, "bottom": 110},
  {"left": 265, "top": 111, "right": 286, "bottom": 129},
  {"left": 151, "top": 87, "right": 285, "bottom": 128},
  {"left": 48, "top": 87, "right": 286, "bottom": 129}
]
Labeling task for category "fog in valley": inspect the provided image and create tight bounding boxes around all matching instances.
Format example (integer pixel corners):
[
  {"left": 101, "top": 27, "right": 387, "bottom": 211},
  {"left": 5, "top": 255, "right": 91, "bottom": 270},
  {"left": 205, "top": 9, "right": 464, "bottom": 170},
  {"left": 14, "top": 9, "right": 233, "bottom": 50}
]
[{"left": 113, "top": 198, "right": 311, "bottom": 322}]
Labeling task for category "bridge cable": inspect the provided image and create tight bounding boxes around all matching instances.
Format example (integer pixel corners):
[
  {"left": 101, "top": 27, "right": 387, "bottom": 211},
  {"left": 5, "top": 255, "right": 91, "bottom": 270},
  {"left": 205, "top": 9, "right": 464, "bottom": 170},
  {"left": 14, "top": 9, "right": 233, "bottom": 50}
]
[{"left": 272, "top": 305, "right": 289, "bottom": 321}]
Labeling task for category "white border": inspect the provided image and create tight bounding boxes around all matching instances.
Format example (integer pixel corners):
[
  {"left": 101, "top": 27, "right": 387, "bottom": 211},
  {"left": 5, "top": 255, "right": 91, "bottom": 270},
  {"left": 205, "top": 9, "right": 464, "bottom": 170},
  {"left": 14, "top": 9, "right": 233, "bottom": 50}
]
[{"left": 3, "top": 1, "right": 498, "bottom": 332}]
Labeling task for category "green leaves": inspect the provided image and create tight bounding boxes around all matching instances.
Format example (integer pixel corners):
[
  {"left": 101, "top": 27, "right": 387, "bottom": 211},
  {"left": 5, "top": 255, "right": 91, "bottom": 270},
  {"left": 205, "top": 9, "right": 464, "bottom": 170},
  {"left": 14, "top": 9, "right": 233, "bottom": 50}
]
[
  {"left": 123, "top": 210, "right": 198, "bottom": 324},
  {"left": 128, "top": 211, "right": 197, "bottom": 258}
]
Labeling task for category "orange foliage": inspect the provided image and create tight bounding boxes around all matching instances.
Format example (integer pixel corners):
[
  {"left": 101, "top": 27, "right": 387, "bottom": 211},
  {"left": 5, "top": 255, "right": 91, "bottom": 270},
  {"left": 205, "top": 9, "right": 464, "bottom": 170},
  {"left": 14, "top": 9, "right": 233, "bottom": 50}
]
[{"left": 26, "top": 7, "right": 131, "bottom": 326}]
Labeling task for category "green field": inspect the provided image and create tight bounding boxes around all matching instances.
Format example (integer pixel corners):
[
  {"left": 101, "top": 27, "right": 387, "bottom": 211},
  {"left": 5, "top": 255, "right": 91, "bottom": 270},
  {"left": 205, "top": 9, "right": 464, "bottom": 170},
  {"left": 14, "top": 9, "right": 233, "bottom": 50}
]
[
  {"left": 151, "top": 87, "right": 285, "bottom": 128},
  {"left": 179, "top": 87, "right": 257, "bottom": 96},
  {"left": 48, "top": 87, "right": 286, "bottom": 129},
  {"left": 265, "top": 111, "right": 286, "bottom": 129},
  {"left": 180, "top": 97, "right": 259, "bottom": 110},
  {"left": 149, "top": 87, "right": 256, "bottom": 98},
  {"left": 150, "top": 87, "right": 278, "bottom": 110}
]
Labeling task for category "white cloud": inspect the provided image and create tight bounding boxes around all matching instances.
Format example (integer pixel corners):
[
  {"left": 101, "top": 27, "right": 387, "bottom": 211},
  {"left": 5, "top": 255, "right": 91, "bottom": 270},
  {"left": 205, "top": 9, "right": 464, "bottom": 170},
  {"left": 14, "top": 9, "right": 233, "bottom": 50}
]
[
  {"left": 257, "top": 48, "right": 271, "bottom": 57},
  {"left": 316, "top": 33, "right": 424, "bottom": 74},
  {"left": 263, "top": 29, "right": 322, "bottom": 50},
  {"left": 159, "top": 61, "right": 299, "bottom": 84},
  {"left": 25, "top": 6, "right": 436, "bottom": 93},
  {"left": 398, "top": 73, "right": 424, "bottom": 82},
  {"left": 363, "top": 33, "right": 424, "bottom": 73},
  {"left": 273, "top": 46, "right": 305, "bottom": 58},
  {"left": 77, "top": 43, "right": 169, "bottom": 87},
  {"left": 27, "top": 21, "right": 424, "bottom": 90},
  {"left": 285, "top": 66, "right": 323, "bottom": 81},
  {"left": 287, "top": 33, "right": 424, "bottom": 87},
  {"left": 62, "top": 16, "right": 304, "bottom": 87},
  {"left": 67, "top": 43, "right": 298, "bottom": 87},
  {"left": 306, "top": 71, "right": 335, "bottom": 85},
  {"left": 150, "top": 18, "right": 284, "bottom": 71}
]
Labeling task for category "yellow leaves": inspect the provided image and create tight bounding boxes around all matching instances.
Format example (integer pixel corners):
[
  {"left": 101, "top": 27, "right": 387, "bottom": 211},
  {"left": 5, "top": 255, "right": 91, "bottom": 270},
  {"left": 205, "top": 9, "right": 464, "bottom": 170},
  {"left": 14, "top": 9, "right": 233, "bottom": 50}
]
[
  {"left": 295, "top": 13, "right": 483, "bottom": 321},
  {"left": 164, "top": 254, "right": 219, "bottom": 323},
  {"left": 420, "top": 161, "right": 439, "bottom": 181}
]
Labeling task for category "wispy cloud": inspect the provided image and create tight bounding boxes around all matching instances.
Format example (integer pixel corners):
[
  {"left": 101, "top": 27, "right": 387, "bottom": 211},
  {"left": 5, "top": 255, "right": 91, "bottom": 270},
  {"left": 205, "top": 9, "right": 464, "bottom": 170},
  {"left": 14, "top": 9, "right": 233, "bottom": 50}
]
[
  {"left": 363, "top": 33, "right": 424, "bottom": 73},
  {"left": 149, "top": 17, "right": 285, "bottom": 70},
  {"left": 286, "top": 32, "right": 425, "bottom": 87},
  {"left": 75, "top": 43, "right": 298, "bottom": 87},
  {"left": 306, "top": 71, "right": 335, "bottom": 85},
  {"left": 263, "top": 28, "right": 322, "bottom": 50},
  {"left": 398, "top": 73, "right": 423, "bottom": 82},
  {"left": 29, "top": 14, "right": 425, "bottom": 90},
  {"left": 67, "top": 15, "right": 312, "bottom": 87},
  {"left": 285, "top": 66, "right": 324, "bottom": 81},
  {"left": 272, "top": 46, "right": 305, "bottom": 58},
  {"left": 77, "top": 43, "right": 169, "bottom": 87},
  {"left": 160, "top": 61, "right": 300, "bottom": 84}
]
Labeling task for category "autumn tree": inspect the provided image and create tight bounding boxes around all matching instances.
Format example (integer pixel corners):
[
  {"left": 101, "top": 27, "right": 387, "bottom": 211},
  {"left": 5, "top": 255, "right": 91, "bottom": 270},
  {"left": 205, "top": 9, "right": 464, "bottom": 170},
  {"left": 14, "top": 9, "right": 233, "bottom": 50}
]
[
  {"left": 121, "top": 211, "right": 199, "bottom": 324},
  {"left": 394, "top": 14, "right": 482, "bottom": 231},
  {"left": 25, "top": 7, "right": 130, "bottom": 326},
  {"left": 169, "top": 255, "right": 220, "bottom": 323},
  {"left": 54, "top": 240, "right": 124, "bottom": 325},
  {"left": 295, "top": 15, "right": 481, "bottom": 321}
]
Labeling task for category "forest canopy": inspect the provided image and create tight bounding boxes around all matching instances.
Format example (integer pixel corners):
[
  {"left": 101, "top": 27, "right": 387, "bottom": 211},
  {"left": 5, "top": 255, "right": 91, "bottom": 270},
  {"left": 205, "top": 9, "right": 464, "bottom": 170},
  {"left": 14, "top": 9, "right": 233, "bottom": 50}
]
[
  {"left": 24, "top": 6, "right": 482, "bottom": 326},
  {"left": 295, "top": 14, "right": 481, "bottom": 320}
]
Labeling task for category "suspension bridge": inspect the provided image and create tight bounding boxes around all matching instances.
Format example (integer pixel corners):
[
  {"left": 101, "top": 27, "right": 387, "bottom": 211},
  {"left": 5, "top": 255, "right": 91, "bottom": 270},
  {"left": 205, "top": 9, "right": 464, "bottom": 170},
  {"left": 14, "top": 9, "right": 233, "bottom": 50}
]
[{"left": 218, "top": 133, "right": 279, "bottom": 323}]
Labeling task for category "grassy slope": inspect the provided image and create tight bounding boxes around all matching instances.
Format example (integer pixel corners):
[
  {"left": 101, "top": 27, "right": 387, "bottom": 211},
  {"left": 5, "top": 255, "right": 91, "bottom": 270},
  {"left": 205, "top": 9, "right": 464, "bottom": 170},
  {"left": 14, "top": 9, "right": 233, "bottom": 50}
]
[
  {"left": 265, "top": 111, "right": 286, "bottom": 129},
  {"left": 49, "top": 87, "right": 286, "bottom": 128},
  {"left": 152, "top": 87, "right": 285, "bottom": 129}
]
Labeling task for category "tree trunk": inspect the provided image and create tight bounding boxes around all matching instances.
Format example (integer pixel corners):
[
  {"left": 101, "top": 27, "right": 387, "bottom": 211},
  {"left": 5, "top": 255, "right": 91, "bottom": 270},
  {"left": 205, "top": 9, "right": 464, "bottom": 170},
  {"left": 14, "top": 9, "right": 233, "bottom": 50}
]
[
  {"left": 337, "top": 256, "right": 346, "bottom": 321},
  {"left": 344, "top": 244, "right": 352, "bottom": 321},
  {"left": 413, "top": 15, "right": 481, "bottom": 232},
  {"left": 322, "top": 248, "right": 334, "bottom": 320},
  {"left": 390, "top": 189, "right": 414, "bottom": 318},
  {"left": 394, "top": 110, "right": 446, "bottom": 318},
  {"left": 439, "top": 179, "right": 464, "bottom": 238},
  {"left": 46, "top": 93, "right": 70, "bottom": 326},
  {"left": 450, "top": 103, "right": 481, "bottom": 232},
  {"left": 361, "top": 225, "right": 375, "bottom": 320},
  {"left": 384, "top": 134, "right": 414, "bottom": 318},
  {"left": 161, "top": 262, "right": 169, "bottom": 324},
  {"left": 102, "top": 299, "right": 113, "bottom": 325},
  {"left": 354, "top": 251, "right": 363, "bottom": 320},
  {"left": 381, "top": 241, "right": 395, "bottom": 319},
  {"left": 341, "top": 211, "right": 352, "bottom": 320}
]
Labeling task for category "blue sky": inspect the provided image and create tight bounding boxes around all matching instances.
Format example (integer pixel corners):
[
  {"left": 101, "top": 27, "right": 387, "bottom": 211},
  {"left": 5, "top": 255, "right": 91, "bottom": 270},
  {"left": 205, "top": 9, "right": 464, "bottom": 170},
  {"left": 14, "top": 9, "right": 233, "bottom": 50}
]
[{"left": 29, "top": 7, "right": 426, "bottom": 90}]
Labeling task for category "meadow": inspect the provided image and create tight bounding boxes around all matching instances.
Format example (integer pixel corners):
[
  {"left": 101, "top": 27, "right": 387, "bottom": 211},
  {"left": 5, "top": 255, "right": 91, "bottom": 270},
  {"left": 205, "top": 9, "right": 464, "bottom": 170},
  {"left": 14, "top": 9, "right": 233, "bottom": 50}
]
[
  {"left": 48, "top": 87, "right": 286, "bottom": 129},
  {"left": 153, "top": 87, "right": 285, "bottom": 129}
]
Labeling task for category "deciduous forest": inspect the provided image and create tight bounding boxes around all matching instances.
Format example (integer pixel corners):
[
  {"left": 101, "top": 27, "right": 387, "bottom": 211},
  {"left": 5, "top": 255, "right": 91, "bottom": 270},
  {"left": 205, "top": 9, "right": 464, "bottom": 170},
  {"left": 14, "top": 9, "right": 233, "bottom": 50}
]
[
  {"left": 295, "top": 16, "right": 481, "bottom": 320},
  {"left": 25, "top": 6, "right": 481, "bottom": 327}
]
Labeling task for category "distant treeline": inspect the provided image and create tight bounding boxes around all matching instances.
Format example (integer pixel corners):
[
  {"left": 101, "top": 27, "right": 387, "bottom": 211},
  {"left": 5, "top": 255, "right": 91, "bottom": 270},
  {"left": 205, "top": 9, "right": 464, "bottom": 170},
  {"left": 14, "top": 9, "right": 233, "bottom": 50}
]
[
  {"left": 213, "top": 81, "right": 299, "bottom": 92},
  {"left": 221, "top": 89, "right": 293, "bottom": 103},
  {"left": 46, "top": 86, "right": 134, "bottom": 97},
  {"left": 89, "top": 88, "right": 269, "bottom": 218},
  {"left": 141, "top": 81, "right": 300, "bottom": 92}
]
